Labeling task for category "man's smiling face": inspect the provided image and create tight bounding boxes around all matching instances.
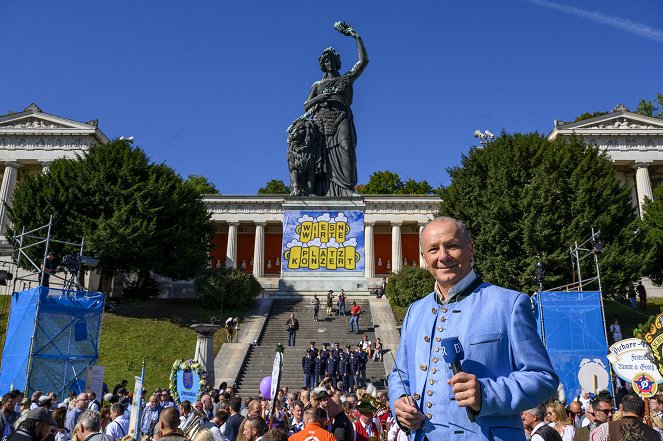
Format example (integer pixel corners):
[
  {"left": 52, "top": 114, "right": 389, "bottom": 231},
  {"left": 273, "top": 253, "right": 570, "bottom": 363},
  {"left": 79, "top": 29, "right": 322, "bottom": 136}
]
[{"left": 421, "top": 219, "right": 474, "bottom": 293}]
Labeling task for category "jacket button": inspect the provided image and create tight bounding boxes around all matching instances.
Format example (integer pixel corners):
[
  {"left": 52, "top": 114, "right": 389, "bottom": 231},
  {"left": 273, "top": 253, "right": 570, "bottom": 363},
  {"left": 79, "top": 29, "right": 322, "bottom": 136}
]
[
  {"left": 420, "top": 364, "right": 427, "bottom": 371},
  {"left": 432, "top": 358, "right": 439, "bottom": 364},
  {"left": 427, "top": 390, "right": 433, "bottom": 396},
  {"left": 431, "top": 368, "right": 437, "bottom": 374},
  {"left": 440, "top": 317, "right": 446, "bottom": 322},
  {"left": 435, "top": 337, "right": 441, "bottom": 342},
  {"left": 426, "top": 413, "right": 432, "bottom": 419},
  {"left": 426, "top": 402, "right": 432, "bottom": 408},
  {"left": 424, "top": 336, "right": 430, "bottom": 342},
  {"left": 432, "top": 307, "right": 437, "bottom": 314},
  {"left": 437, "top": 326, "right": 443, "bottom": 332},
  {"left": 414, "top": 393, "right": 420, "bottom": 400},
  {"left": 429, "top": 379, "right": 435, "bottom": 385},
  {"left": 441, "top": 308, "right": 448, "bottom": 313},
  {"left": 433, "top": 347, "right": 439, "bottom": 352}
]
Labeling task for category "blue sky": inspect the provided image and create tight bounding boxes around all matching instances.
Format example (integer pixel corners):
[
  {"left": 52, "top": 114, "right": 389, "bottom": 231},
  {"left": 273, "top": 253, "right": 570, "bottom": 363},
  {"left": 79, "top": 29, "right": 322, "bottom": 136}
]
[{"left": 1, "top": 1, "right": 661, "bottom": 194}]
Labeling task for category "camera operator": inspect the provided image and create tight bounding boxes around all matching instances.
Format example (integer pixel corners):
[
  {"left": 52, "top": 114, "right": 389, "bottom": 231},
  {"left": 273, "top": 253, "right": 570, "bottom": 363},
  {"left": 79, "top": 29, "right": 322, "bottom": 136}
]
[{"left": 40, "top": 252, "right": 56, "bottom": 287}]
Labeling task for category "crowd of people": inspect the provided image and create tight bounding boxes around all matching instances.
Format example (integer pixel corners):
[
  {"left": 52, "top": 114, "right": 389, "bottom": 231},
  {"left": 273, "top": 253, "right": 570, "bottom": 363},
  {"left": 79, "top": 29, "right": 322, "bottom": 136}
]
[
  {"left": 0, "top": 380, "right": 402, "bottom": 441},
  {"left": 521, "top": 391, "right": 663, "bottom": 440},
  {"left": 300, "top": 337, "right": 383, "bottom": 392},
  {"left": 8, "top": 383, "right": 663, "bottom": 441}
]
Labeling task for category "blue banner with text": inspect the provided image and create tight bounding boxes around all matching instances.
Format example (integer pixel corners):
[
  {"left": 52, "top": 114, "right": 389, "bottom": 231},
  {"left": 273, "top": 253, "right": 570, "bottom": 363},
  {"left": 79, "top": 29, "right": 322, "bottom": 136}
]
[{"left": 281, "top": 210, "right": 364, "bottom": 273}]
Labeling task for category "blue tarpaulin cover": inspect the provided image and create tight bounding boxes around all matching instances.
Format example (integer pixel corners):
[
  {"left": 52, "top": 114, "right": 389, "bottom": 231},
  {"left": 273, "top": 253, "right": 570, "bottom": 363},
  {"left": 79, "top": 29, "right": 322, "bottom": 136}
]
[
  {"left": 533, "top": 291, "right": 613, "bottom": 399},
  {"left": 0, "top": 287, "right": 104, "bottom": 399}
]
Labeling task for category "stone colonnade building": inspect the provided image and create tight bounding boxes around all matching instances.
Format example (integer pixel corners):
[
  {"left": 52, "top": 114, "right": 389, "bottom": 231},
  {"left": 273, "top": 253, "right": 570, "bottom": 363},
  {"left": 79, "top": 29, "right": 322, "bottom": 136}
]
[
  {"left": 548, "top": 104, "right": 663, "bottom": 218},
  {"left": 203, "top": 195, "right": 440, "bottom": 293},
  {"left": 0, "top": 104, "right": 110, "bottom": 246}
]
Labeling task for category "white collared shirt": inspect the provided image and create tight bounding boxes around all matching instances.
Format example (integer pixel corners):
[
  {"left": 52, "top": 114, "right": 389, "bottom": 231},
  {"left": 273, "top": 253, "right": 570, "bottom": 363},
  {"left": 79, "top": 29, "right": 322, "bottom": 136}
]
[
  {"left": 530, "top": 422, "right": 547, "bottom": 441},
  {"left": 434, "top": 269, "right": 477, "bottom": 304}
]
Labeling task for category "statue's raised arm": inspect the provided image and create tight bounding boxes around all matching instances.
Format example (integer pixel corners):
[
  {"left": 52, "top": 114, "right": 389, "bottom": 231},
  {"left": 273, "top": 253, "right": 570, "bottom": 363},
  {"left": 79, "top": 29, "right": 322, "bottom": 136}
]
[{"left": 334, "top": 21, "right": 368, "bottom": 78}]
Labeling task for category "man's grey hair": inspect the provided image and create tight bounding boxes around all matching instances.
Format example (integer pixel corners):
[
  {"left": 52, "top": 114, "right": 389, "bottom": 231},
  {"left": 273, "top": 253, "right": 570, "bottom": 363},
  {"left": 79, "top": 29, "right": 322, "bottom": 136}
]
[
  {"left": 79, "top": 410, "right": 102, "bottom": 432},
  {"left": 110, "top": 403, "right": 124, "bottom": 415},
  {"left": 524, "top": 404, "right": 546, "bottom": 421},
  {"left": 419, "top": 216, "right": 471, "bottom": 251}
]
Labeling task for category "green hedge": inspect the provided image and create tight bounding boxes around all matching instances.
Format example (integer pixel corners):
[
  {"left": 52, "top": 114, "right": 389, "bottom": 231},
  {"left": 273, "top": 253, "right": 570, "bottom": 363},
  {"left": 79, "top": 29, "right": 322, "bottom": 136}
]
[
  {"left": 385, "top": 266, "right": 435, "bottom": 307},
  {"left": 194, "top": 268, "right": 261, "bottom": 310}
]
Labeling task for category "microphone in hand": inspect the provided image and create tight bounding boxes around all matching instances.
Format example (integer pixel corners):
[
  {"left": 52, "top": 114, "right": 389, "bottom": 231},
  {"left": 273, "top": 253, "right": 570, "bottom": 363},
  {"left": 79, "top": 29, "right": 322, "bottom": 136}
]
[{"left": 440, "top": 337, "right": 477, "bottom": 423}]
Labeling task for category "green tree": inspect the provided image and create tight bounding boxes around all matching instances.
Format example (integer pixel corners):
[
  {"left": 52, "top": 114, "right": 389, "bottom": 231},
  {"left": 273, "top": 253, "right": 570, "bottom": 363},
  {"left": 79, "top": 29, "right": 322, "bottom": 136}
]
[
  {"left": 634, "top": 94, "right": 663, "bottom": 118},
  {"left": 439, "top": 133, "right": 642, "bottom": 294},
  {"left": 9, "top": 139, "right": 214, "bottom": 292},
  {"left": 358, "top": 171, "right": 434, "bottom": 195},
  {"left": 574, "top": 111, "right": 608, "bottom": 122},
  {"left": 361, "top": 171, "right": 403, "bottom": 194},
  {"left": 643, "top": 182, "right": 663, "bottom": 285},
  {"left": 194, "top": 267, "right": 261, "bottom": 310},
  {"left": 385, "top": 266, "right": 435, "bottom": 307},
  {"left": 399, "top": 178, "right": 434, "bottom": 195},
  {"left": 634, "top": 99, "right": 657, "bottom": 117},
  {"left": 185, "top": 174, "right": 219, "bottom": 195},
  {"left": 257, "top": 179, "right": 290, "bottom": 195}
]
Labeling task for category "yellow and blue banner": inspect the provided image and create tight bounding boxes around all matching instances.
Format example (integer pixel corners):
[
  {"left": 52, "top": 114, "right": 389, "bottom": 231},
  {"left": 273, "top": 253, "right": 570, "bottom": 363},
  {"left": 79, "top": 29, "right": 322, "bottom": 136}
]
[
  {"left": 281, "top": 210, "right": 364, "bottom": 272},
  {"left": 176, "top": 367, "right": 201, "bottom": 403}
]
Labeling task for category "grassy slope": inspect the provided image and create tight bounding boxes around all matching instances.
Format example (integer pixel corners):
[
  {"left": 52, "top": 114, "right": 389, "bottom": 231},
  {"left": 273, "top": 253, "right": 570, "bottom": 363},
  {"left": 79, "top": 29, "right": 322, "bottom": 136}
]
[
  {"left": 99, "top": 299, "right": 245, "bottom": 393},
  {"left": 603, "top": 296, "right": 663, "bottom": 339},
  {"left": 99, "top": 313, "right": 202, "bottom": 393}
]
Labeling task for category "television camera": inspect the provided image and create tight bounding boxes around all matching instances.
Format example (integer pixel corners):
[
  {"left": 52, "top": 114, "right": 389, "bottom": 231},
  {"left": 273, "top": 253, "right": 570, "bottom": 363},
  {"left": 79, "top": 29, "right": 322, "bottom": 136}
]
[{"left": 57, "top": 253, "right": 99, "bottom": 290}]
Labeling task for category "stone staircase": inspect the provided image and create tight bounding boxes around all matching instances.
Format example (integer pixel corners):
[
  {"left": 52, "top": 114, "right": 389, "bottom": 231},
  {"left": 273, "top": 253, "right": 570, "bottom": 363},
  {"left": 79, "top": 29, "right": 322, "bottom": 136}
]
[{"left": 235, "top": 299, "right": 387, "bottom": 395}]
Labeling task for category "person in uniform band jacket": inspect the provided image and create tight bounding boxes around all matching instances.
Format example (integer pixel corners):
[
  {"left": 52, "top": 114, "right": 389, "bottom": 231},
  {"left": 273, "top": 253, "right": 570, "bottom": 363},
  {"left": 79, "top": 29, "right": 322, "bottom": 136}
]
[
  {"left": 326, "top": 352, "right": 338, "bottom": 379},
  {"left": 302, "top": 350, "right": 315, "bottom": 389},
  {"left": 320, "top": 344, "right": 330, "bottom": 361},
  {"left": 356, "top": 347, "right": 368, "bottom": 387},
  {"left": 388, "top": 217, "right": 558, "bottom": 441},
  {"left": 338, "top": 352, "right": 350, "bottom": 391},
  {"left": 349, "top": 352, "right": 359, "bottom": 391},
  {"left": 314, "top": 353, "right": 325, "bottom": 386}
]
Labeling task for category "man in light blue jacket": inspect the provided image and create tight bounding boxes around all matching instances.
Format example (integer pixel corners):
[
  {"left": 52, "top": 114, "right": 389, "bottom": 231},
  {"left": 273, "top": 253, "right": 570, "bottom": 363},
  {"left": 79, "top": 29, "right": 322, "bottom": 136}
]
[{"left": 388, "top": 217, "right": 558, "bottom": 441}]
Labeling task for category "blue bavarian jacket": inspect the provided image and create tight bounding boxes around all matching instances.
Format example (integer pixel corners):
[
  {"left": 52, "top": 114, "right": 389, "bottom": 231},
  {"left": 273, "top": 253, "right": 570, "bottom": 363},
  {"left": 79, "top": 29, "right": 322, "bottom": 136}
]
[{"left": 388, "top": 271, "right": 558, "bottom": 441}]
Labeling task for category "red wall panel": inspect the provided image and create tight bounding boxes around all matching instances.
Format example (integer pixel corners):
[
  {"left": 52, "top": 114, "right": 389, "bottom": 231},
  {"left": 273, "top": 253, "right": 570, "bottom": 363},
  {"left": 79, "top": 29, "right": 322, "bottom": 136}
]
[
  {"left": 264, "top": 233, "right": 283, "bottom": 274},
  {"left": 402, "top": 233, "right": 420, "bottom": 268},
  {"left": 210, "top": 233, "right": 228, "bottom": 267},
  {"left": 374, "top": 233, "right": 391, "bottom": 275},
  {"left": 237, "top": 233, "right": 255, "bottom": 272}
]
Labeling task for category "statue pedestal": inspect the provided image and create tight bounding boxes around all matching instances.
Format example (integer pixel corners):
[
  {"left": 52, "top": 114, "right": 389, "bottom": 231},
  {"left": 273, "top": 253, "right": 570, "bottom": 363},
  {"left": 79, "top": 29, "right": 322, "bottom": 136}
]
[{"left": 191, "top": 324, "right": 222, "bottom": 387}]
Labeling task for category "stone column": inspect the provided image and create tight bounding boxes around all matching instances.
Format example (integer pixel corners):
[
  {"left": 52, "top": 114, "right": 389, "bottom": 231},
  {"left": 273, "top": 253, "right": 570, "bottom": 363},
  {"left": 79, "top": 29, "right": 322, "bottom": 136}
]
[
  {"left": 253, "top": 222, "right": 265, "bottom": 278},
  {"left": 41, "top": 161, "right": 52, "bottom": 174},
  {"left": 634, "top": 163, "right": 654, "bottom": 218},
  {"left": 391, "top": 222, "right": 402, "bottom": 273},
  {"left": 191, "top": 324, "right": 221, "bottom": 387},
  {"left": 419, "top": 224, "right": 426, "bottom": 268},
  {"left": 0, "top": 162, "right": 19, "bottom": 236},
  {"left": 365, "top": 222, "right": 375, "bottom": 278},
  {"left": 226, "top": 222, "right": 239, "bottom": 268}
]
